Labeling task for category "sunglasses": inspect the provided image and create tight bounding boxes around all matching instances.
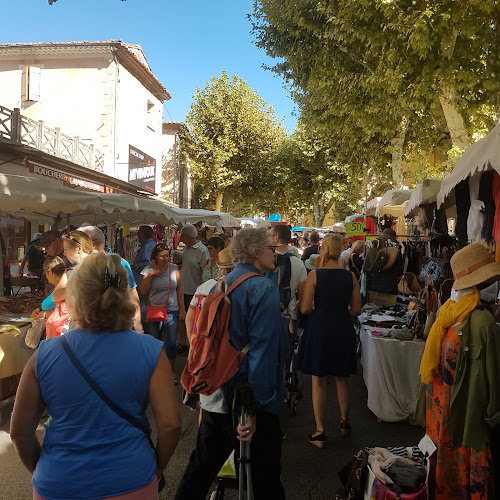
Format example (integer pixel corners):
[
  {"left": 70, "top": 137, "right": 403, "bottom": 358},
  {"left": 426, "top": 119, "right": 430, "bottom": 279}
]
[{"left": 266, "top": 245, "right": 279, "bottom": 253}]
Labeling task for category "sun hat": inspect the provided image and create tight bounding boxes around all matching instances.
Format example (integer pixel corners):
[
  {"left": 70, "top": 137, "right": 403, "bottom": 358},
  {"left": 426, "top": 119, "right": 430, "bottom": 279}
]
[
  {"left": 451, "top": 243, "right": 500, "bottom": 290},
  {"left": 305, "top": 253, "right": 320, "bottom": 270},
  {"left": 30, "top": 232, "right": 42, "bottom": 243},
  {"left": 216, "top": 247, "right": 234, "bottom": 269}
]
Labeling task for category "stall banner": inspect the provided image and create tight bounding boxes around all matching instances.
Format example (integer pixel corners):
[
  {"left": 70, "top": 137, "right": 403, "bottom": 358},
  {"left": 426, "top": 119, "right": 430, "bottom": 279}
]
[
  {"left": 128, "top": 145, "right": 156, "bottom": 193},
  {"left": 346, "top": 221, "right": 366, "bottom": 237}
]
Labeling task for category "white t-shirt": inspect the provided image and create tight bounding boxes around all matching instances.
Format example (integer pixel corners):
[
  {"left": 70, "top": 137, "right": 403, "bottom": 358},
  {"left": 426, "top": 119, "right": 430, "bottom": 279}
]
[
  {"left": 189, "top": 279, "right": 217, "bottom": 307},
  {"left": 340, "top": 248, "right": 352, "bottom": 270},
  {"left": 276, "top": 251, "right": 307, "bottom": 320}
]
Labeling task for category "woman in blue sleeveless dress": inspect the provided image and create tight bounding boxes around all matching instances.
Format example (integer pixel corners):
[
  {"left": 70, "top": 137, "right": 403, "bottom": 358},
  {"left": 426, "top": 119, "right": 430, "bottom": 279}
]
[
  {"left": 11, "top": 253, "right": 181, "bottom": 500},
  {"left": 298, "top": 235, "right": 361, "bottom": 448}
]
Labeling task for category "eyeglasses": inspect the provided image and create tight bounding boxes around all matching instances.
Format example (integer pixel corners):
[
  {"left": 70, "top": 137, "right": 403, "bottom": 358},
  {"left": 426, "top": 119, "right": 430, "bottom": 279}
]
[{"left": 266, "top": 245, "right": 279, "bottom": 253}]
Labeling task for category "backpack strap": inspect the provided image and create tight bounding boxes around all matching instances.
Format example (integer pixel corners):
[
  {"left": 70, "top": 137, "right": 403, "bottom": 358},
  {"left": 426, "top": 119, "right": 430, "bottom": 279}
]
[{"left": 225, "top": 272, "right": 262, "bottom": 295}]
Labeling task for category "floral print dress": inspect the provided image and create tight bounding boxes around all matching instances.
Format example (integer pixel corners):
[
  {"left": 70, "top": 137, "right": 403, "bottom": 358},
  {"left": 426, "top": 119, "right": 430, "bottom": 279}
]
[{"left": 426, "top": 322, "right": 494, "bottom": 499}]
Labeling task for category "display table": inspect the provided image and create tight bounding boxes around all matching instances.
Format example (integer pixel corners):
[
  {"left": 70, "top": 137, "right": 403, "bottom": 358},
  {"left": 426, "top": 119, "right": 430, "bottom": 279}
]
[
  {"left": 0, "top": 317, "right": 35, "bottom": 424},
  {"left": 360, "top": 324, "right": 425, "bottom": 422}
]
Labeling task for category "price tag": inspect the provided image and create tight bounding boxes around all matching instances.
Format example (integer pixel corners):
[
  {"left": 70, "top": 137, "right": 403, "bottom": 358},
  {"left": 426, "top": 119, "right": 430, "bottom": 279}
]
[{"left": 346, "top": 222, "right": 366, "bottom": 237}]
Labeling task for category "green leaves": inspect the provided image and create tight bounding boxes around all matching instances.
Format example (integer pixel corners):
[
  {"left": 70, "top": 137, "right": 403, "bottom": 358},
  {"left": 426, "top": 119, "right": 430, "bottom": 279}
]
[{"left": 185, "top": 71, "right": 286, "bottom": 213}]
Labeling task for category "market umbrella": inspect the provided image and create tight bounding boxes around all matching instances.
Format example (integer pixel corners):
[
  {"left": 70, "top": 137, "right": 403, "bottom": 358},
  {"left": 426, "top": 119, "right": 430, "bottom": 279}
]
[{"left": 437, "top": 121, "right": 500, "bottom": 207}]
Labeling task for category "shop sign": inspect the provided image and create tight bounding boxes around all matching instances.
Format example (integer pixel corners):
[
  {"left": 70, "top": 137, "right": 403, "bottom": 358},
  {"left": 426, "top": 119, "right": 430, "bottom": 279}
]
[
  {"left": 128, "top": 145, "right": 156, "bottom": 193},
  {"left": 27, "top": 162, "right": 105, "bottom": 192},
  {"left": 346, "top": 221, "right": 366, "bottom": 237}
]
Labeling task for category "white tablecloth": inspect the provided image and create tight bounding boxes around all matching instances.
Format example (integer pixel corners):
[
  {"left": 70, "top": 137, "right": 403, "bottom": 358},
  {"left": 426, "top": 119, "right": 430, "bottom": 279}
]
[{"left": 360, "top": 324, "right": 425, "bottom": 422}]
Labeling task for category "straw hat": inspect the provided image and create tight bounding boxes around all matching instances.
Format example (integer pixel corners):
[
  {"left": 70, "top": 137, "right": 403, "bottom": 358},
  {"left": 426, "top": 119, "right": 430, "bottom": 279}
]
[
  {"left": 217, "top": 247, "right": 234, "bottom": 269},
  {"left": 305, "top": 253, "right": 320, "bottom": 270},
  {"left": 451, "top": 243, "right": 500, "bottom": 290}
]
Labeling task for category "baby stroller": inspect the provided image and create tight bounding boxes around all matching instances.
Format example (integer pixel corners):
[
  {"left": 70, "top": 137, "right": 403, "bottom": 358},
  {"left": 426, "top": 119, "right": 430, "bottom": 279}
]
[{"left": 285, "top": 328, "right": 303, "bottom": 416}]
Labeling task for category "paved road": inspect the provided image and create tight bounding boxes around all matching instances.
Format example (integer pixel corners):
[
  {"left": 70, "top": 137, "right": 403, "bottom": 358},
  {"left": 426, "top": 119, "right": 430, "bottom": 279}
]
[{"left": 0, "top": 354, "right": 424, "bottom": 499}]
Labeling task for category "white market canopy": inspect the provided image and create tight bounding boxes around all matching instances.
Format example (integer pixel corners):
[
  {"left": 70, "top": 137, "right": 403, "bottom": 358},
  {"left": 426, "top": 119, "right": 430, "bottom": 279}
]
[
  {"left": 405, "top": 178, "right": 457, "bottom": 217},
  {"left": 376, "top": 189, "right": 414, "bottom": 215},
  {"left": 437, "top": 121, "right": 500, "bottom": 207},
  {"left": 366, "top": 197, "right": 381, "bottom": 216},
  {"left": 405, "top": 179, "right": 442, "bottom": 217},
  {"left": 0, "top": 172, "right": 104, "bottom": 224},
  {"left": 0, "top": 170, "right": 242, "bottom": 228},
  {"left": 173, "top": 209, "right": 241, "bottom": 227},
  {"left": 238, "top": 217, "right": 269, "bottom": 228}
]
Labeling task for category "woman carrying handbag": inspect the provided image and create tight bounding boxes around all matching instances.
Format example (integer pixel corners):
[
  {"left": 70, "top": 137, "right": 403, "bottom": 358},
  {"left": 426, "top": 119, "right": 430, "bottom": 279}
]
[
  {"left": 11, "top": 253, "right": 181, "bottom": 500},
  {"left": 141, "top": 243, "right": 185, "bottom": 382}
]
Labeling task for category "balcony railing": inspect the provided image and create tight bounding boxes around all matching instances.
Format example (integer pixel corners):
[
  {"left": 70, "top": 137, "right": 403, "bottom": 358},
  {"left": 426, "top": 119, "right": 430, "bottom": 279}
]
[{"left": 0, "top": 105, "right": 104, "bottom": 173}]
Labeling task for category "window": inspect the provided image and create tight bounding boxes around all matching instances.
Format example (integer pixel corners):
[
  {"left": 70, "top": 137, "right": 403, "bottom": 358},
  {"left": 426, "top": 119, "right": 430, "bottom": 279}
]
[
  {"left": 147, "top": 99, "right": 154, "bottom": 113},
  {"left": 21, "top": 65, "right": 42, "bottom": 102}
]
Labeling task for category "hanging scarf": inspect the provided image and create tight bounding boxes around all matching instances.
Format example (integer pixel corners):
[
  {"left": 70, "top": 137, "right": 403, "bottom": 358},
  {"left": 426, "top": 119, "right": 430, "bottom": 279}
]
[{"left": 419, "top": 287, "right": 480, "bottom": 384}]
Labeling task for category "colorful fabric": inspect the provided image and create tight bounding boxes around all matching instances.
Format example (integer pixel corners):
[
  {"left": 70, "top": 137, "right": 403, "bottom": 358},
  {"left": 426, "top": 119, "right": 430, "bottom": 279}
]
[
  {"left": 426, "top": 325, "right": 494, "bottom": 499},
  {"left": 201, "top": 261, "right": 219, "bottom": 283},
  {"left": 370, "top": 477, "right": 426, "bottom": 499},
  {"left": 419, "top": 288, "right": 480, "bottom": 384}
]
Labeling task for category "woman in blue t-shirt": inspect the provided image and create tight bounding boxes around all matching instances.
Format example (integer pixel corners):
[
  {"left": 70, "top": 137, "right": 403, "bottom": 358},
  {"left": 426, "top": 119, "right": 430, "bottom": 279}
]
[
  {"left": 140, "top": 243, "right": 185, "bottom": 383},
  {"left": 10, "top": 253, "right": 181, "bottom": 500}
]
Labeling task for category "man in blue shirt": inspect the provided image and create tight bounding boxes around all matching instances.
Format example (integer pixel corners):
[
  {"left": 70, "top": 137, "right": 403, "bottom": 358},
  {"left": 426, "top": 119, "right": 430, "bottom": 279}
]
[
  {"left": 78, "top": 226, "right": 143, "bottom": 333},
  {"left": 175, "top": 227, "right": 287, "bottom": 500}
]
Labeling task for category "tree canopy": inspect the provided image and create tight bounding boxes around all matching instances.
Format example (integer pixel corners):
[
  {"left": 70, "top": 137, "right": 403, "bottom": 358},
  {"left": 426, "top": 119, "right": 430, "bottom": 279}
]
[
  {"left": 185, "top": 71, "right": 286, "bottom": 214},
  {"left": 250, "top": 0, "right": 500, "bottom": 192}
]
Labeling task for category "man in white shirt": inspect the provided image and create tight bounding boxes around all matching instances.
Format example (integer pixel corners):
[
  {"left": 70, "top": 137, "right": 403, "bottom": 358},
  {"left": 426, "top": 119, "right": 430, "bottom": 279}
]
[
  {"left": 178, "top": 224, "right": 209, "bottom": 352},
  {"left": 269, "top": 224, "right": 307, "bottom": 374}
]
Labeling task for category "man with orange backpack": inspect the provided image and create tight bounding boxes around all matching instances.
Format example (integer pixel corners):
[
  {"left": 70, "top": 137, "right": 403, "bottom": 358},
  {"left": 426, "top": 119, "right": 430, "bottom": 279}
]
[{"left": 175, "top": 227, "right": 287, "bottom": 500}]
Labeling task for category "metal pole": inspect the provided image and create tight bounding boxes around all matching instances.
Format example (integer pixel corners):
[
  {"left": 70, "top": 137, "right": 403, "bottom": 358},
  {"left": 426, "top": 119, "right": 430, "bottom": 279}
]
[{"left": 238, "top": 409, "right": 254, "bottom": 500}]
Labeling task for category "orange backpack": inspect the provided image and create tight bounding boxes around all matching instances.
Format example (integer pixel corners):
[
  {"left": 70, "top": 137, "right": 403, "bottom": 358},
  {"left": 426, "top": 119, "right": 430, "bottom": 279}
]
[{"left": 181, "top": 272, "right": 262, "bottom": 396}]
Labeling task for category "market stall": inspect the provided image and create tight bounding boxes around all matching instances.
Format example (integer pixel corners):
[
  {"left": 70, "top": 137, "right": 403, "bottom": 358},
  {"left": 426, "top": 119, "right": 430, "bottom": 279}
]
[
  {"left": 436, "top": 123, "right": 500, "bottom": 246},
  {"left": 375, "top": 189, "right": 414, "bottom": 237},
  {"left": 0, "top": 292, "right": 43, "bottom": 424},
  {"left": 358, "top": 310, "right": 425, "bottom": 422}
]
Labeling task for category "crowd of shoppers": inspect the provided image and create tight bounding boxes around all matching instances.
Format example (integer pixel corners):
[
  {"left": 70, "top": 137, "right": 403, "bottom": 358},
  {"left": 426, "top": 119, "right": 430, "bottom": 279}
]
[{"left": 10, "top": 222, "right": 500, "bottom": 499}]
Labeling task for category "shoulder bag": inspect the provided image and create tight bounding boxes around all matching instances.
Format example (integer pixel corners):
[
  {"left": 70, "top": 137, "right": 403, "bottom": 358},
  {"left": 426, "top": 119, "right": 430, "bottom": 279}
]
[
  {"left": 146, "top": 266, "right": 171, "bottom": 322},
  {"left": 59, "top": 336, "right": 166, "bottom": 492}
]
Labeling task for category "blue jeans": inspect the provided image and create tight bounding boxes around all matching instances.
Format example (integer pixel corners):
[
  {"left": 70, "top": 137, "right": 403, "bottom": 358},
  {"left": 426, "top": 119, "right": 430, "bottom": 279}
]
[{"left": 147, "top": 312, "right": 179, "bottom": 360}]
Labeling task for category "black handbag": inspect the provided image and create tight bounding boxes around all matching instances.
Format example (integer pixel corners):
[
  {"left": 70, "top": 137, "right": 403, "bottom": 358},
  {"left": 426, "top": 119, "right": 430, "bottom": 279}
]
[{"left": 59, "top": 336, "right": 166, "bottom": 492}]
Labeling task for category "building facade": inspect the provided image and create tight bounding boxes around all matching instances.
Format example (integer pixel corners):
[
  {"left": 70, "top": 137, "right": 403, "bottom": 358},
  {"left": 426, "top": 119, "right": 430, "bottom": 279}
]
[
  {"left": 0, "top": 40, "right": 170, "bottom": 194},
  {"left": 161, "top": 121, "right": 190, "bottom": 208}
]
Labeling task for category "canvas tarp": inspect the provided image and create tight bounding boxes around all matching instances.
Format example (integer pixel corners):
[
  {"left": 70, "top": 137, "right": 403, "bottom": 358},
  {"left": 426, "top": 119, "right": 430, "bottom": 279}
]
[
  {"left": 173, "top": 209, "right": 240, "bottom": 227},
  {"left": 437, "top": 121, "right": 500, "bottom": 207},
  {"left": 405, "top": 178, "right": 456, "bottom": 217}
]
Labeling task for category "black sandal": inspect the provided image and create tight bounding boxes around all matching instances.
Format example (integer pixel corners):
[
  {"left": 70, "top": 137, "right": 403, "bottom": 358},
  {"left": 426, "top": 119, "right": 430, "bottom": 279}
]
[
  {"left": 308, "top": 431, "right": 327, "bottom": 448},
  {"left": 340, "top": 419, "right": 351, "bottom": 437}
]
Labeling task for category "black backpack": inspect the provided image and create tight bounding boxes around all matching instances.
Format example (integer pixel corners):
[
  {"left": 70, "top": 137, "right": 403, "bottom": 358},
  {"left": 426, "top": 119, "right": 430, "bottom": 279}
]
[{"left": 265, "top": 252, "right": 293, "bottom": 312}]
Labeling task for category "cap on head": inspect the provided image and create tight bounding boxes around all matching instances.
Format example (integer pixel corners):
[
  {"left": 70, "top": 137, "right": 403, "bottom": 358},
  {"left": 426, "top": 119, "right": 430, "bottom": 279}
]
[
  {"left": 31, "top": 232, "right": 42, "bottom": 243},
  {"left": 40, "top": 229, "right": 62, "bottom": 247}
]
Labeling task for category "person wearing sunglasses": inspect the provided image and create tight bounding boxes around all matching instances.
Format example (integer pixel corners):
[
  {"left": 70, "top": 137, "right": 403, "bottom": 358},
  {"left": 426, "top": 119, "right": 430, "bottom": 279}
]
[
  {"left": 140, "top": 244, "right": 185, "bottom": 382},
  {"left": 51, "top": 231, "right": 95, "bottom": 304}
]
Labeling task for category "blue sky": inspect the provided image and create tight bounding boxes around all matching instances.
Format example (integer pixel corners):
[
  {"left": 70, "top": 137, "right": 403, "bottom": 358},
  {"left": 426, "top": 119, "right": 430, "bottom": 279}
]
[{"left": 1, "top": 0, "right": 297, "bottom": 132}]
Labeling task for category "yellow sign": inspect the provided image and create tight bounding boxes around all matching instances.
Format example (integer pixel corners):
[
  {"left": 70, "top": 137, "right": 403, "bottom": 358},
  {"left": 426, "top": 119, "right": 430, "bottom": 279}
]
[
  {"left": 366, "top": 236, "right": 378, "bottom": 241},
  {"left": 346, "top": 221, "right": 366, "bottom": 237}
]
